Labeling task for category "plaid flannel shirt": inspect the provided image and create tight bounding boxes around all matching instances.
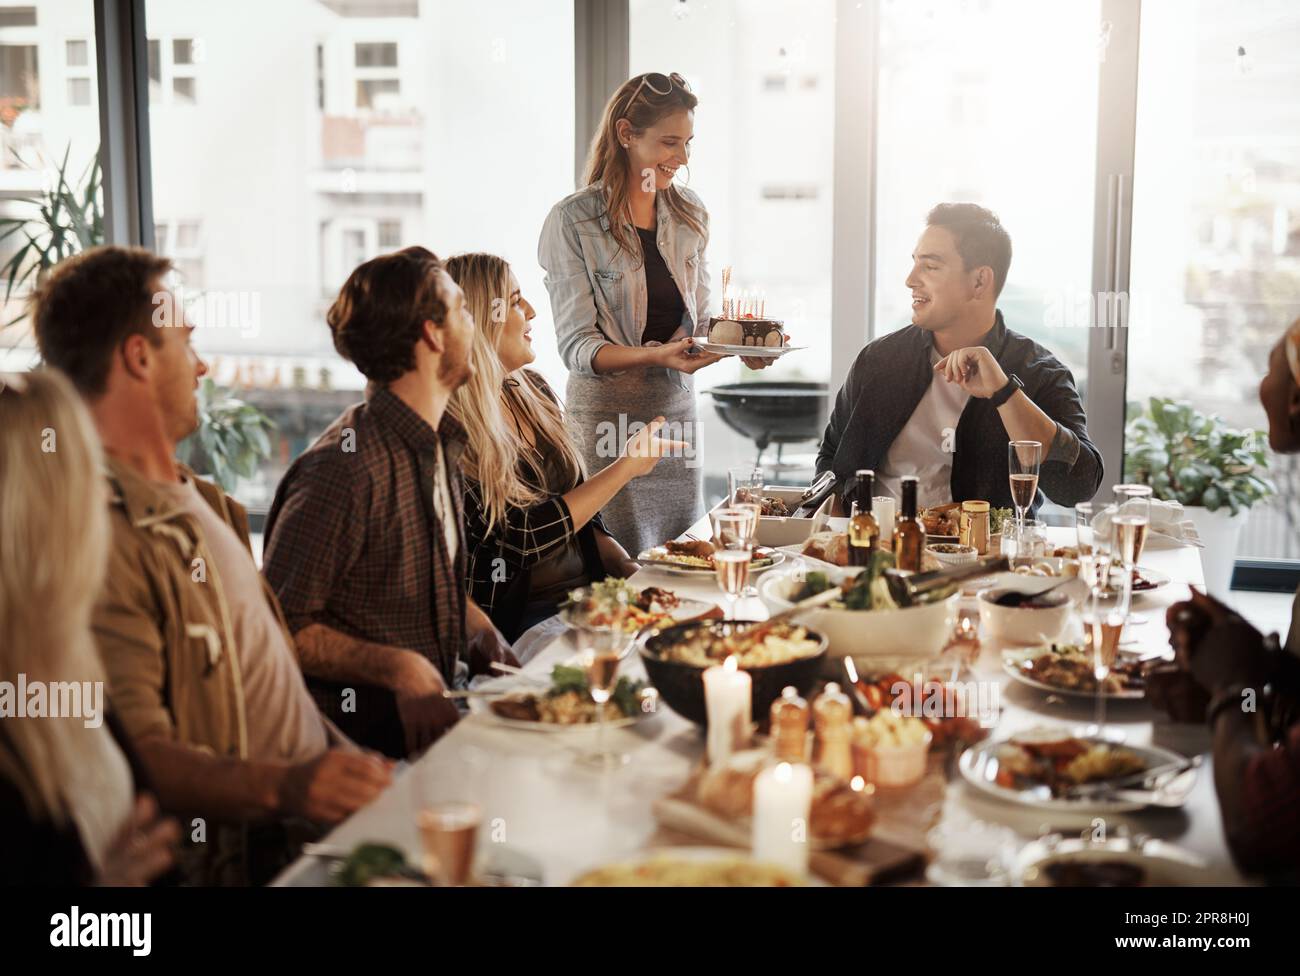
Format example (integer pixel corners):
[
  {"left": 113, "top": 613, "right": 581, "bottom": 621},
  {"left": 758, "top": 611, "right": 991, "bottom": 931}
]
[{"left": 262, "top": 386, "right": 468, "bottom": 753}]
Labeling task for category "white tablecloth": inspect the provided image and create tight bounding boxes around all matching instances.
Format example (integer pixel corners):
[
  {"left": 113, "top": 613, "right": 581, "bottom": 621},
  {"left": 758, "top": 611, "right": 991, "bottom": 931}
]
[{"left": 274, "top": 522, "right": 1242, "bottom": 886}]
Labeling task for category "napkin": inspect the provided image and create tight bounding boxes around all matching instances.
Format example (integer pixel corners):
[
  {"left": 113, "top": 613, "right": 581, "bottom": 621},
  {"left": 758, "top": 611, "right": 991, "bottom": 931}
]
[{"left": 1092, "top": 498, "right": 1204, "bottom": 548}]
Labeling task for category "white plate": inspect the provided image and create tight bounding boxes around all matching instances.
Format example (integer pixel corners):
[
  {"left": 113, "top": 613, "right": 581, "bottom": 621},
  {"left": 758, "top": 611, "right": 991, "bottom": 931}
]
[
  {"left": 1016, "top": 837, "right": 1218, "bottom": 886},
  {"left": 694, "top": 341, "right": 807, "bottom": 358},
  {"left": 467, "top": 683, "right": 655, "bottom": 734},
  {"left": 567, "top": 846, "right": 817, "bottom": 886},
  {"left": 958, "top": 732, "right": 1195, "bottom": 812},
  {"left": 559, "top": 595, "right": 716, "bottom": 632},
  {"left": 1001, "top": 646, "right": 1146, "bottom": 701},
  {"left": 635, "top": 547, "right": 785, "bottom": 576}
]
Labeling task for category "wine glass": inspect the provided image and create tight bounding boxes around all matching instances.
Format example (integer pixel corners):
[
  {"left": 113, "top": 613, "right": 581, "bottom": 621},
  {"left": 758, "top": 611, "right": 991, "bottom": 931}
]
[
  {"left": 728, "top": 465, "right": 764, "bottom": 596},
  {"left": 1083, "top": 519, "right": 1130, "bottom": 739},
  {"left": 711, "top": 506, "right": 756, "bottom": 620},
  {"left": 575, "top": 586, "right": 633, "bottom": 769},
  {"left": 417, "top": 801, "right": 482, "bottom": 886},
  {"left": 1112, "top": 484, "right": 1153, "bottom": 573},
  {"left": 1075, "top": 502, "right": 1105, "bottom": 607},
  {"left": 1007, "top": 440, "right": 1042, "bottom": 539}
]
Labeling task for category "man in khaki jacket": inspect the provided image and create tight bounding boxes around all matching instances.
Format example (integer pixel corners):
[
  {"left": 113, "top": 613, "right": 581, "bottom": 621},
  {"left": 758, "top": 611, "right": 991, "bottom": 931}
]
[{"left": 34, "top": 246, "right": 392, "bottom": 885}]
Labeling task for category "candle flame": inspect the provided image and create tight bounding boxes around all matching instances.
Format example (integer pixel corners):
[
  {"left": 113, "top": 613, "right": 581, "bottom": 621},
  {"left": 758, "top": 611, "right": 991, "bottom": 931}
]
[
  {"left": 850, "top": 775, "right": 865, "bottom": 792},
  {"left": 774, "top": 762, "right": 792, "bottom": 783},
  {"left": 723, "top": 654, "right": 738, "bottom": 673}
]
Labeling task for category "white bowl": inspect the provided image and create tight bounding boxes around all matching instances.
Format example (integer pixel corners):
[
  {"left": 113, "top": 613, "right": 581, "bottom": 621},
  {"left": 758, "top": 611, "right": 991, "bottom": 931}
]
[
  {"left": 978, "top": 587, "right": 1073, "bottom": 646},
  {"left": 852, "top": 730, "right": 933, "bottom": 788},
  {"left": 709, "top": 486, "right": 833, "bottom": 548},
  {"left": 926, "top": 544, "right": 978, "bottom": 567},
  {"left": 759, "top": 567, "right": 956, "bottom": 665}
]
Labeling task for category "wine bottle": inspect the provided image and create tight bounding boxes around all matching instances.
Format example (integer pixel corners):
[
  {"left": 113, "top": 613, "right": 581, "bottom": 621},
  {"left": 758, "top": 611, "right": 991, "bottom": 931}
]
[
  {"left": 847, "top": 469, "right": 879, "bottom": 567},
  {"left": 892, "top": 475, "right": 925, "bottom": 572}
]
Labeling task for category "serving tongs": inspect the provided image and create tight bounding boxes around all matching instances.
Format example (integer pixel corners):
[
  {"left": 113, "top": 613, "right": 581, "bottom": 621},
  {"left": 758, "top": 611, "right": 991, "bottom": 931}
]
[{"left": 883, "top": 555, "right": 1010, "bottom": 607}]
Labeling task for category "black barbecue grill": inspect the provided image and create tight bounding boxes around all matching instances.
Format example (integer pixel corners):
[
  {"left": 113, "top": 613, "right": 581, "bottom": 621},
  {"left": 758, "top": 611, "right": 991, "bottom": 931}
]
[{"left": 706, "top": 382, "right": 829, "bottom": 469}]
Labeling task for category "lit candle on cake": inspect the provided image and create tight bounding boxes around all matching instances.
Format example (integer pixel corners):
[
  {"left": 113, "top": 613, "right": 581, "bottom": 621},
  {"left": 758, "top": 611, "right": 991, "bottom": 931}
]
[
  {"left": 703, "top": 655, "right": 751, "bottom": 765},
  {"left": 752, "top": 761, "right": 814, "bottom": 876}
]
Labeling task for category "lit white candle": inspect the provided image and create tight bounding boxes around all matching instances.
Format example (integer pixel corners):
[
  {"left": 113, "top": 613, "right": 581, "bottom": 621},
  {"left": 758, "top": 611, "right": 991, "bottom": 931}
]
[
  {"left": 873, "top": 495, "right": 897, "bottom": 542},
  {"left": 703, "top": 655, "right": 752, "bottom": 765},
  {"left": 752, "top": 761, "right": 814, "bottom": 876}
]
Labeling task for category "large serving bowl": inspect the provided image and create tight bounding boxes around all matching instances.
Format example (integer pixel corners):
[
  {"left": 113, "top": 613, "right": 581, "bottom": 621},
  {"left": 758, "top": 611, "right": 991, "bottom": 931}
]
[
  {"left": 759, "top": 567, "right": 957, "bottom": 666},
  {"left": 638, "top": 618, "right": 829, "bottom": 726},
  {"left": 977, "top": 587, "right": 1073, "bottom": 646}
]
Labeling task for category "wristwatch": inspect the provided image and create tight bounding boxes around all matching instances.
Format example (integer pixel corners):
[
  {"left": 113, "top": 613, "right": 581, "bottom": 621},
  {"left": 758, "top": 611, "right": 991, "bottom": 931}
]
[
  {"left": 1205, "top": 683, "right": 1253, "bottom": 727},
  {"left": 989, "top": 373, "right": 1023, "bottom": 407}
]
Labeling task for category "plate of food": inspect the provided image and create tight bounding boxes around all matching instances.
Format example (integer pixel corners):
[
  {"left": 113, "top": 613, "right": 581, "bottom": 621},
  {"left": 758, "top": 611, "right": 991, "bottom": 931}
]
[
  {"left": 468, "top": 664, "right": 657, "bottom": 733},
  {"left": 1016, "top": 835, "right": 1217, "bottom": 887},
  {"left": 558, "top": 578, "right": 715, "bottom": 634},
  {"left": 958, "top": 728, "right": 1195, "bottom": 812},
  {"left": 1002, "top": 644, "right": 1146, "bottom": 700},
  {"left": 637, "top": 539, "right": 785, "bottom": 575},
  {"left": 569, "top": 846, "right": 808, "bottom": 887}
]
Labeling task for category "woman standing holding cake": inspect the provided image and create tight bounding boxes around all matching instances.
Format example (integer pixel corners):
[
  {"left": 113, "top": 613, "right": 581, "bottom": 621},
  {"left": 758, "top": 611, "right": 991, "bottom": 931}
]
[{"left": 540, "top": 71, "right": 742, "bottom": 555}]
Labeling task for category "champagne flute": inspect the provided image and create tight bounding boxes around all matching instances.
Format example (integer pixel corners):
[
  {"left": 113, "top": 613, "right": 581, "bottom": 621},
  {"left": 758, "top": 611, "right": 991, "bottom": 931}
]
[
  {"left": 1084, "top": 523, "right": 1129, "bottom": 739},
  {"left": 577, "top": 587, "right": 630, "bottom": 769},
  {"left": 1007, "top": 440, "right": 1042, "bottom": 540},
  {"left": 1075, "top": 502, "right": 1104, "bottom": 604},
  {"left": 711, "top": 506, "right": 756, "bottom": 620},
  {"left": 1112, "top": 484, "right": 1153, "bottom": 573},
  {"left": 728, "top": 465, "right": 764, "bottom": 596}
]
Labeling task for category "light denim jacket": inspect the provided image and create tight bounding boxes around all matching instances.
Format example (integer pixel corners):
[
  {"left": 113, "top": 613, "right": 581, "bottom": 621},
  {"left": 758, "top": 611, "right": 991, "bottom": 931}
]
[{"left": 538, "top": 181, "right": 711, "bottom": 391}]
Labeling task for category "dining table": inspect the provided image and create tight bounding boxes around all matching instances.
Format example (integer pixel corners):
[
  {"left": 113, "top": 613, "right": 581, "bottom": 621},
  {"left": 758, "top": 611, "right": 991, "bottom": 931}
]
[{"left": 273, "top": 513, "right": 1244, "bottom": 887}]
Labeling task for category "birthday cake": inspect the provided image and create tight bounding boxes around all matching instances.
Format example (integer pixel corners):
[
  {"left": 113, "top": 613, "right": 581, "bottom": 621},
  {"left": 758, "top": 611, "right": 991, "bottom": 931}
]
[
  {"left": 706, "top": 316, "right": 785, "bottom": 347},
  {"left": 706, "top": 266, "right": 785, "bottom": 347}
]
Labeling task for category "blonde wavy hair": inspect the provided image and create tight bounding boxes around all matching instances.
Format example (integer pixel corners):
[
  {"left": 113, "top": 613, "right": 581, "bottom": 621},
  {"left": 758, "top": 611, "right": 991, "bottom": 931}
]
[
  {"left": 443, "top": 253, "right": 586, "bottom": 535},
  {"left": 583, "top": 71, "right": 707, "bottom": 261},
  {"left": 0, "top": 369, "right": 109, "bottom": 822}
]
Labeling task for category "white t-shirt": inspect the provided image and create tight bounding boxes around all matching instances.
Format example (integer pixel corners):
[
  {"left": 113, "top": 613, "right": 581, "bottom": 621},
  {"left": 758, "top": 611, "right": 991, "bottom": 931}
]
[
  {"left": 432, "top": 440, "right": 458, "bottom": 562},
  {"left": 876, "top": 349, "right": 971, "bottom": 510}
]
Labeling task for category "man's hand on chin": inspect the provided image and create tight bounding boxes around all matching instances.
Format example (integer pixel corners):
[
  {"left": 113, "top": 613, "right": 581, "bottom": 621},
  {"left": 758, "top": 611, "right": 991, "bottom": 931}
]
[{"left": 934, "top": 346, "right": 1008, "bottom": 399}]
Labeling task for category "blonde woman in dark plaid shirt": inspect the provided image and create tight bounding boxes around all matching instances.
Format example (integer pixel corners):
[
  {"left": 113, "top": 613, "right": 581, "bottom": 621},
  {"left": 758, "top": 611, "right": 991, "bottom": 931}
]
[
  {"left": 263, "top": 247, "right": 515, "bottom": 759},
  {"left": 445, "top": 253, "right": 687, "bottom": 641}
]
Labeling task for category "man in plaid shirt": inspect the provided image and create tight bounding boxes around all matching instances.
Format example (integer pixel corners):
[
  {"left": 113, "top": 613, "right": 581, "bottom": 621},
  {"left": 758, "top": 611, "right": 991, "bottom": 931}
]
[{"left": 263, "top": 246, "right": 516, "bottom": 758}]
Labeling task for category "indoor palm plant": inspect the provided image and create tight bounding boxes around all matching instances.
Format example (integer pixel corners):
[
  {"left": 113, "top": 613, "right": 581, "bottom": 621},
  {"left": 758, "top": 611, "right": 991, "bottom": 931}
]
[
  {"left": 177, "top": 378, "right": 276, "bottom": 494},
  {"left": 1123, "top": 397, "right": 1275, "bottom": 593}
]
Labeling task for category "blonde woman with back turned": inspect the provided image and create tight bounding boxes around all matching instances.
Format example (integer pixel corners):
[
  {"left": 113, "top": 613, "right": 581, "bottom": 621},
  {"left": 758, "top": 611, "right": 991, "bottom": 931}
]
[{"left": 0, "top": 369, "right": 179, "bottom": 885}]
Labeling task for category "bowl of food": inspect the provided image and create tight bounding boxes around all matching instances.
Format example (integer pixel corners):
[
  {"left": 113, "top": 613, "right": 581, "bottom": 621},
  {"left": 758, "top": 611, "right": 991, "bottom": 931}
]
[
  {"left": 926, "top": 542, "right": 978, "bottom": 567},
  {"left": 978, "top": 587, "right": 1073, "bottom": 646},
  {"left": 851, "top": 711, "right": 932, "bottom": 788},
  {"left": 638, "top": 618, "right": 828, "bottom": 725},
  {"left": 759, "top": 556, "right": 957, "bottom": 665}
]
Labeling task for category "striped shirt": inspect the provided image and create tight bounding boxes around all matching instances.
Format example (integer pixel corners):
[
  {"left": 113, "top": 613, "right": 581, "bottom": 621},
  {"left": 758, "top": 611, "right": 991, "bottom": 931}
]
[{"left": 262, "top": 385, "right": 468, "bottom": 753}]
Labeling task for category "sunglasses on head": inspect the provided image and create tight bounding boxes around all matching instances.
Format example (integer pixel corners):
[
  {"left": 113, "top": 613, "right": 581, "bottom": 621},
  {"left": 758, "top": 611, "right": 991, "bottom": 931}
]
[{"left": 630, "top": 71, "right": 690, "bottom": 102}]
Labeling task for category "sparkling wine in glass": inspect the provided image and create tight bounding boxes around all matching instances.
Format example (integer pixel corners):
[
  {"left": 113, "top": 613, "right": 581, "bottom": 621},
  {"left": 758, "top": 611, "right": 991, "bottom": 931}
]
[
  {"left": 727, "top": 465, "right": 764, "bottom": 596},
  {"left": 1007, "top": 440, "right": 1042, "bottom": 539},
  {"left": 577, "top": 588, "right": 631, "bottom": 769},
  {"left": 417, "top": 801, "right": 482, "bottom": 886},
  {"left": 711, "top": 507, "right": 755, "bottom": 619},
  {"left": 1112, "top": 484, "right": 1152, "bottom": 599}
]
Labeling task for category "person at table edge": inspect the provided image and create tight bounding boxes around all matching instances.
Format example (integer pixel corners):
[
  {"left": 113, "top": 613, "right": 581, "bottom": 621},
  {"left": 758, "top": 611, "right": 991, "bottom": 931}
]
[{"left": 816, "top": 203, "right": 1103, "bottom": 515}]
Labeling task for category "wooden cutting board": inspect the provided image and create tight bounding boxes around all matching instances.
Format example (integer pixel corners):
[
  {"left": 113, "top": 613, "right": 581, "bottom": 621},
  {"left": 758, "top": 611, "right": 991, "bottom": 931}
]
[{"left": 651, "top": 758, "right": 947, "bottom": 886}]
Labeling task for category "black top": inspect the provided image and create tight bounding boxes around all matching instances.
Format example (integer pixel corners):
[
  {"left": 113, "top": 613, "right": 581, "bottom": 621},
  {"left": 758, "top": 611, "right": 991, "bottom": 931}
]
[
  {"left": 637, "top": 226, "right": 686, "bottom": 345},
  {"left": 0, "top": 711, "right": 155, "bottom": 886},
  {"left": 816, "top": 311, "right": 1104, "bottom": 514}
]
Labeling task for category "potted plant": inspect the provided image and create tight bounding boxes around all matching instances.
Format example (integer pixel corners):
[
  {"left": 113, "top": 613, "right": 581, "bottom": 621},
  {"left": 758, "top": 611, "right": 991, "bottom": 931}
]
[
  {"left": 1124, "top": 397, "right": 1275, "bottom": 594},
  {"left": 177, "top": 378, "right": 276, "bottom": 494}
]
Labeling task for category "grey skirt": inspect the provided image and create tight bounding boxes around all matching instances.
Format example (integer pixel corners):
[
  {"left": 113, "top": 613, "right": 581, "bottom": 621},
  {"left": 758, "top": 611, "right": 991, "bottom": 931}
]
[{"left": 566, "top": 368, "right": 703, "bottom": 556}]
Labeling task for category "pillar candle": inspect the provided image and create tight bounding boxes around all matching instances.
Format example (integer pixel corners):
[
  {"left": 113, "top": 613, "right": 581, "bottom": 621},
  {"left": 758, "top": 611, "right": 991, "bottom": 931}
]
[
  {"left": 752, "top": 761, "right": 814, "bottom": 876},
  {"left": 703, "top": 656, "right": 752, "bottom": 765}
]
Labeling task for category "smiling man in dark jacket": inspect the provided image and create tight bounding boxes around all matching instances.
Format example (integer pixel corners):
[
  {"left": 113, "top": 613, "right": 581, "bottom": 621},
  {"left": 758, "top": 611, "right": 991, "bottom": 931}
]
[{"left": 817, "top": 203, "right": 1103, "bottom": 514}]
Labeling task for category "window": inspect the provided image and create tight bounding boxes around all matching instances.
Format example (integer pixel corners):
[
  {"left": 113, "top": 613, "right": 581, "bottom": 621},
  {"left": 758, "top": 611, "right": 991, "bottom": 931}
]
[
  {"left": 1127, "top": 0, "right": 1300, "bottom": 563},
  {"left": 146, "top": 33, "right": 197, "bottom": 104},
  {"left": 632, "top": 0, "right": 837, "bottom": 500},
  {"left": 0, "top": 44, "right": 39, "bottom": 107},
  {"left": 0, "top": 7, "right": 35, "bottom": 28},
  {"left": 145, "top": 0, "right": 574, "bottom": 510},
  {"left": 875, "top": 0, "right": 1098, "bottom": 399},
  {"left": 0, "top": 1, "right": 99, "bottom": 372}
]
